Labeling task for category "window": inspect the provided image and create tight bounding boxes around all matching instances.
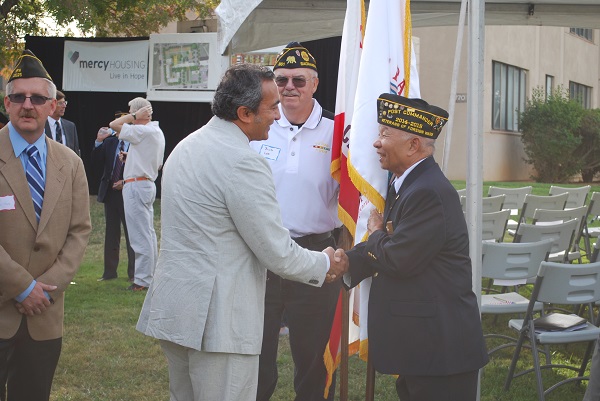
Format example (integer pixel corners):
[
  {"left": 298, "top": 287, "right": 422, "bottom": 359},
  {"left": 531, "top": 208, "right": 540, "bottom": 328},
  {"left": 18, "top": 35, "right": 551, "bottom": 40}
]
[
  {"left": 569, "top": 81, "right": 592, "bottom": 109},
  {"left": 570, "top": 28, "right": 593, "bottom": 42},
  {"left": 492, "top": 61, "right": 527, "bottom": 132},
  {"left": 545, "top": 75, "right": 554, "bottom": 99}
]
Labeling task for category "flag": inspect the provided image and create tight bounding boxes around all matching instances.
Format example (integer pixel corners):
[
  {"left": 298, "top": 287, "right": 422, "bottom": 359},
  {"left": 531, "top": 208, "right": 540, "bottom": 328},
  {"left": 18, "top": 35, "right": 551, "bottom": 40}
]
[
  {"left": 349, "top": 0, "right": 421, "bottom": 363},
  {"left": 325, "top": 0, "right": 420, "bottom": 396},
  {"left": 325, "top": 0, "right": 364, "bottom": 397}
]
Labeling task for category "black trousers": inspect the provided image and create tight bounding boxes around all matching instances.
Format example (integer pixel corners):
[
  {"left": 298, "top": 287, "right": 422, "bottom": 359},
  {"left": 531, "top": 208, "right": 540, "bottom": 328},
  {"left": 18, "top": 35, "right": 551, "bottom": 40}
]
[
  {"left": 0, "top": 317, "right": 62, "bottom": 401},
  {"left": 257, "top": 235, "right": 340, "bottom": 401},
  {"left": 395, "top": 370, "right": 479, "bottom": 401},
  {"left": 102, "top": 188, "right": 135, "bottom": 279}
]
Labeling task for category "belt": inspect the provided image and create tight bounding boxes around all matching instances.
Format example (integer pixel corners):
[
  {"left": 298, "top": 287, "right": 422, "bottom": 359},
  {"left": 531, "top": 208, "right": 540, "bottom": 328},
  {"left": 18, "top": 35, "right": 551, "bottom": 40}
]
[
  {"left": 123, "top": 177, "right": 152, "bottom": 184},
  {"left": 292, "top": 231, "right": 334, "bottom": 248}
]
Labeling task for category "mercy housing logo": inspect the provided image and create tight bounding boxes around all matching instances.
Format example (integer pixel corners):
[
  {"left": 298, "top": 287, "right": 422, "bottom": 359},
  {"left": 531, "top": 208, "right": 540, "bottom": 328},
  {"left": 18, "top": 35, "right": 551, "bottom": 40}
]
[{"left": 68, "top": 50, "right": 147, "bottom": 72}]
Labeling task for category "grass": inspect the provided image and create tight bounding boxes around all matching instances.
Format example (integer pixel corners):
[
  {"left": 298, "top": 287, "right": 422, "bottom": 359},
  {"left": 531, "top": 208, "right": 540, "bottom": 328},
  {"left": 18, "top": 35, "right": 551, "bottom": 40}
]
[{"left": 51, "top": 182, "right": 600, "bottom": 400}]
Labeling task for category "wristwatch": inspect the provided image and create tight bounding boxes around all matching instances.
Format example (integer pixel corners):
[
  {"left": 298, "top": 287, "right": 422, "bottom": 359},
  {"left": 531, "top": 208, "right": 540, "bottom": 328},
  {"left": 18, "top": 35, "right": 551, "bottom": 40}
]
[{"left": 132, "top": 113, "right": 136, "bottom": 120}]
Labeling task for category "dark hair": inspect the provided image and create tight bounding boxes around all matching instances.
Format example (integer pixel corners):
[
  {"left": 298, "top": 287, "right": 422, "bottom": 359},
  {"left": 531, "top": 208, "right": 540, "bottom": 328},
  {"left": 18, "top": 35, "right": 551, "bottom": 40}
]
[
  {"left": 211, "top": 64, "right": 275, "bottom": 121},
  {"left": 56, "top": 90, "right": 65, "bottom": 101}
]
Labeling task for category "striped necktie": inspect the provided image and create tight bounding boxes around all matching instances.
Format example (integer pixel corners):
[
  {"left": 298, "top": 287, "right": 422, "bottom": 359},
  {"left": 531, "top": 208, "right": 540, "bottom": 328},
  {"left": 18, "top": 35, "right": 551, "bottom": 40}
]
[
  {"left": 111, "top": 141, "right": 125, "bottom": 183},
  {"left": 55, "top": 120, "right": 63, "bottom": 144},
  {"left": 25, "top": 145, "right": 45, "bottom": 222}
]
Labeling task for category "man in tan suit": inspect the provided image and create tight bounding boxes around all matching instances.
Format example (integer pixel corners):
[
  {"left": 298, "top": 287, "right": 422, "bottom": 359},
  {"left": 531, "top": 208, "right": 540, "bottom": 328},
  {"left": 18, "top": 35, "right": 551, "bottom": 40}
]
[{"left": 0, "top": 50, "right": 91, "bottom": 401}]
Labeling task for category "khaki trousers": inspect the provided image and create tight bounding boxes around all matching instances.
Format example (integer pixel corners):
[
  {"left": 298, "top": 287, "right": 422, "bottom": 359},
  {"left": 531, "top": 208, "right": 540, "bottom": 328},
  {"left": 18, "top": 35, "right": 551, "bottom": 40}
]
[{"left": 160, "top": 340, "right": 259, "bottom": 401}]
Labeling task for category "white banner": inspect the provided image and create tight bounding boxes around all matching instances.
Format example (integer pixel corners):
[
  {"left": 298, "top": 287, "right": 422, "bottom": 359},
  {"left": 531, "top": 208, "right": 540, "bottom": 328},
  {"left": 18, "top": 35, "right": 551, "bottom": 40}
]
[{"left": 62, "top": 41, "right": 149, "bottom": 92}]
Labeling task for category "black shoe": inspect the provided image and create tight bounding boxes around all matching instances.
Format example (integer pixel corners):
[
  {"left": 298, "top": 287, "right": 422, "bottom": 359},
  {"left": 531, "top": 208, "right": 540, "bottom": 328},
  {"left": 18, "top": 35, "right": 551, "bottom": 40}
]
[
  {"left": 97, "top": 277, "right": 117, "bottom": 282},
  {"left": 126, "top": 283, "right": 148, "bottom": 291}
]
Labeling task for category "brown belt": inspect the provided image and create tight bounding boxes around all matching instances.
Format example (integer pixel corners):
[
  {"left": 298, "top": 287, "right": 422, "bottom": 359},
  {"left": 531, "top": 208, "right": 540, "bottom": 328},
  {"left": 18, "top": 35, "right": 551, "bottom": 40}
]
[{"left": 123, "top": 177, "right": 152, "bottom": 184}]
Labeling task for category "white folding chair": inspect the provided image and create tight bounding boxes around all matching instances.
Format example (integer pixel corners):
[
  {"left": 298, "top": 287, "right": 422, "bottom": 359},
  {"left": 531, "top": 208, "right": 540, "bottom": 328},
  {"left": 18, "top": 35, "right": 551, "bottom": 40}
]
[
  {"left": 509, "top": 193, "right": 569, "bottom": 235},
  {"left": 481, "top": 239, "right": 553, "bottom": 356},
  {"left": 456, "top": 188, "right": 466, "bottom": 197},
  {"left": 582, "top": 192, "right": 600, "bottom": 257},
  {"left": 513, "top": 219, "right": 579, "bottom": 263},
  {"left": 488, "top": 186, "right": 532, "bottom": 230},
  {"left": 482, "top": 210, "right": 510, "bottom": 242},
  {"left": 549, "top": 185, "right": 591, "bottom": 209},
  {"left": 532, "top": 206, "right": 587, "bottom": 262},
  {"left": 504, "top": 261, "right": 600, "bottom": 401}
]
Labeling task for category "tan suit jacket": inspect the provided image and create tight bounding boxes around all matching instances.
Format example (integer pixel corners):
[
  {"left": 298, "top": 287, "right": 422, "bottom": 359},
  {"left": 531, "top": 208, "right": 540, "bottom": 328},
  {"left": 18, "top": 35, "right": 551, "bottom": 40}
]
[{"left": 0, "top": 125, "right": 91, "bottom": 341}]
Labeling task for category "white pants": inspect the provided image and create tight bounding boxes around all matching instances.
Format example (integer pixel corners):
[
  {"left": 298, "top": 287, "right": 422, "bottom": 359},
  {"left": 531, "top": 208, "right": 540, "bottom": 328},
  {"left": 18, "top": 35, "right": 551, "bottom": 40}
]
[
  {"left": 123, "top": 180, "right": 157, "bottom": 287},
  {"left": 160, "top": 340, "right": 259, "bottom": 401}
]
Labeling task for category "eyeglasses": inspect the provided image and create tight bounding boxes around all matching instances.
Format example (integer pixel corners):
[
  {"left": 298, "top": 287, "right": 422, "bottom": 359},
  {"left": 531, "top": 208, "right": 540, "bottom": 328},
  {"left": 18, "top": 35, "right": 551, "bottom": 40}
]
[
  {"left": 275, "top": 76, "right": 311, "bottom": 88},
  {"left": 8, "top": 94, "right": 52, "bottom": 106},
  {"left": 57, "top": 101, "right": 68, "bottom": 106}
]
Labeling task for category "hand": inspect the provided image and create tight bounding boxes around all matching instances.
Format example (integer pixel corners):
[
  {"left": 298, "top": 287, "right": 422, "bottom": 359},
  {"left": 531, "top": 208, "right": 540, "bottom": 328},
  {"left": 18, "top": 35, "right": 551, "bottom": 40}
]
[
  {"left": 96, "top": 127, "right": 112, "bottom": 142},
  {"left": 136, "top": 105, "right": 153, "bottom": 120},
  {"left": 367, "top": 209, "right": 384, "bottom": 234},
  {"left": 112, "top": 180, "right": 124, "bottom": 190},
  {"left": 323, "top": 247, "right": 348, "bottom": 283},
  {"left": 18, "top": 282, "right": 57, "bottom": 316},
  {"left": 118, "top": 151, "right": 127, "bottom": 162}
]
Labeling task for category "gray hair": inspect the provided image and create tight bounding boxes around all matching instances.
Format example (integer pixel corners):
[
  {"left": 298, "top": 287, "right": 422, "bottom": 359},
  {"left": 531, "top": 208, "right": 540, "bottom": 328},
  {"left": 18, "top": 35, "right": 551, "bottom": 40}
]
[
  {"left": 211, "top": 64, "right": 275, "bottom": 121},
  {"left": 6, "top": 79, "right": 56, "bottom": 99},
  {"left": 128, "top": 97, "right": 151, "bottom": 113}
]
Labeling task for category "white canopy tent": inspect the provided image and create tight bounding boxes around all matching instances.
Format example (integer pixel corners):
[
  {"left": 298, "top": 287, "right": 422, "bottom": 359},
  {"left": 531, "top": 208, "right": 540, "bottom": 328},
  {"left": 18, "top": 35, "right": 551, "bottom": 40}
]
[{"left": 217, "top": 0, "right": 600, "bottom": 55}]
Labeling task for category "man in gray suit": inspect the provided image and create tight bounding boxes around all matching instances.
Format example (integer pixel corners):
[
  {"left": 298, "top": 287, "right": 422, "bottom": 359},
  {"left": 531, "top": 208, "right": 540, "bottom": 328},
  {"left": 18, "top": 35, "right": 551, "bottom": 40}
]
[
  {"left": 136, "top": 63, "right": 348, "bottom": 401},
  {"left": 44, "top": 91, "right": 80, "bottom": 156}
]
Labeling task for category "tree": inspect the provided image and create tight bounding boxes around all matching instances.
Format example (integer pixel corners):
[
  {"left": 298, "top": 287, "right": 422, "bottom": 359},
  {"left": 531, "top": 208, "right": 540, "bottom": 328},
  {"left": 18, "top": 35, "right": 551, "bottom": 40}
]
[
  {"left": 519, "top": 86, "right": 585, "bottom": 183},
  {"left": 576, "top": 108, "right": 600, "bottom": 182},
  {"left": 0, "top": 0, "right": 219, "bottom": 75}
]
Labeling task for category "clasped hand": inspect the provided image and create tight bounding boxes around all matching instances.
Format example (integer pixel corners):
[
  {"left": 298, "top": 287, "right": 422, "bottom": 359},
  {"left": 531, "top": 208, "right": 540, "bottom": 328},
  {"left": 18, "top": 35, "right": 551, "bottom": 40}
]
[{"left": 323, "top": 247, "right": 349, "bottom": 283}]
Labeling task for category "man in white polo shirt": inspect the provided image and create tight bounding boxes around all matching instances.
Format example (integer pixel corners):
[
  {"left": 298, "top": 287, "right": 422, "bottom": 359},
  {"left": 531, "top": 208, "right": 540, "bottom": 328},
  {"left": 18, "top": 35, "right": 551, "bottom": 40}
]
[
  {"left": 109, "top": 98, "right": 165, "bottom": 291},
  {"left": 250, "top": 42, "right": 341, "bottom": 401}
]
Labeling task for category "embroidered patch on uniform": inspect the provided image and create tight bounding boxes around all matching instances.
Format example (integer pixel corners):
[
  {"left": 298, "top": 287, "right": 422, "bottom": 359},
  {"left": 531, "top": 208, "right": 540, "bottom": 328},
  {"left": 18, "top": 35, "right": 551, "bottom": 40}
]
[
  {"left": 259, "top": 145, "right": 281, "bottom": 161},
  {"left": 312, "top": 143, "right": 330, "bottom": 153}
]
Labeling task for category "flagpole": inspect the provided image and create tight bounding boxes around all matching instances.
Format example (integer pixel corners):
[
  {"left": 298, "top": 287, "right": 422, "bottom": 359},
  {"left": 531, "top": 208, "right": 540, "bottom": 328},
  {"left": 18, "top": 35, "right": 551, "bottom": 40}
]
[
  {"left": 340, "top": 289, "right": 350, "bottom": 400},
  {"left": 365, "top": 357, "right": 375, "bottom": 401}
]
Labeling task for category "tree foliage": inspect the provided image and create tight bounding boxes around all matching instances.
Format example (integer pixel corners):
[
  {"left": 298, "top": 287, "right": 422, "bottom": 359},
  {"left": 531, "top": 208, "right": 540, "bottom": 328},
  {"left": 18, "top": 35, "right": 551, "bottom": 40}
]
[
  {"left": 0, "top": 0, "right": 220, "bottom": 75},
  {"left": 519, "top": 86, "right": 600, "bottom": 183}
]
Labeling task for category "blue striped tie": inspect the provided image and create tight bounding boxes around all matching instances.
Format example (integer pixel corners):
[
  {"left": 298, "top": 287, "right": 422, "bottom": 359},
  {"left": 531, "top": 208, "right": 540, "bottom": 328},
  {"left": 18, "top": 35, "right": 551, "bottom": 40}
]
[{"left": 25, "top": 145, "right": 45, "bottom": 222}]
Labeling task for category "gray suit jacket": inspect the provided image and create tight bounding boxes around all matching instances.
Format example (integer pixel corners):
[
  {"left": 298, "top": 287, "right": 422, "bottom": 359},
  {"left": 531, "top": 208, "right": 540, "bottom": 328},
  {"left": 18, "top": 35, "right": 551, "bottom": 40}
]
[
  {"left": 45, "top": 118, "right": 80, "bottom": 156},
  {"left": 137, "top": 117, "right": 328, "bottom": 354}
]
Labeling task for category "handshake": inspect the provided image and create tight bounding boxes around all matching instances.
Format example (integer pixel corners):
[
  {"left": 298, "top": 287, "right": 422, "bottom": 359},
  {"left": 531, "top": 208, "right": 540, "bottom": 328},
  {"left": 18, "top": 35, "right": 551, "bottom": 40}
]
[{"left": 323, "top": 247, "right": 349, "bottom": 283}]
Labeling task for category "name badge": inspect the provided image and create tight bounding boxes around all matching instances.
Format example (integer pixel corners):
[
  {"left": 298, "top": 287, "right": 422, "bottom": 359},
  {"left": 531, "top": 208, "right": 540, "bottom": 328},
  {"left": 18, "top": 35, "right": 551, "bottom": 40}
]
[
  {"left": 0, "top": 195, "right": 16, "bottom": 211},
  {"left": 259, "top": 145, "right": 281, "bottom": 161}
]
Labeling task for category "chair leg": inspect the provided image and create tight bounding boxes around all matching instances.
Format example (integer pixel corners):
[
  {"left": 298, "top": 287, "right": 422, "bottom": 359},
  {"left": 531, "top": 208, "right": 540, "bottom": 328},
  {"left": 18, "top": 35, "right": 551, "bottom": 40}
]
[
  {"left": 505, "top": 326, "right": 528, "bottom": 391},
  {"left": 529, "top": 322, "right": 546, "bottom": 401}
]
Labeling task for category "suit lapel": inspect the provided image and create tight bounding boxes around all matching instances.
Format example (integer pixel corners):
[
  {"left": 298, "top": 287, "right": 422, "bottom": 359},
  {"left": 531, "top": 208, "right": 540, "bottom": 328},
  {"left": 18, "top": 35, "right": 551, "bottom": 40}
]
[
  {"left": 38, "top": 137, "right": 66, "bottom": 234},
  {"left": 0, "top": 128, "right": 38, "bottom": 229},
  {"left": 44, "top": 120, "right": 52, "bottom": 139},
  {"left": 382, "top": 157, "right": 436, "bottom": 225}
]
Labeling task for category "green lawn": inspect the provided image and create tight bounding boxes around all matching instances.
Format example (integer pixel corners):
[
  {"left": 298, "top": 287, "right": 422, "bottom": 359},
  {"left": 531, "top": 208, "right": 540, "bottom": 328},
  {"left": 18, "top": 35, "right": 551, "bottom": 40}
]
[{"left": 51, "top": 182, "right": 600, "bottom": 400}]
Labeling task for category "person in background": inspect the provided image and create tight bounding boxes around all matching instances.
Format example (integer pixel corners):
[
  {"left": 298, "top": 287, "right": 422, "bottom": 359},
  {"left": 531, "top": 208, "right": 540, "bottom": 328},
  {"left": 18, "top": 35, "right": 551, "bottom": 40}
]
[
  {"left": 0, "top": 112, "right": 8, "bottom": 129},
  {"left": 109, "top": 98, "right": 165, "bottom": 291},
  {"left": 0, "top": 49, "right": 91, "bottom": 401},
  {"left": 343, "top": 93, "right": 488, "bottom": 401},
  {"left": 91, "top": 113, "right": 135, "bottom": 283},
  {"left": 250, "top": 41, "right": 341, "bottom": 401},
  {"left": 44, "top": 90, "right": 80, "bottom": 156},
  {"left": 136, "top": 63, "right": 348, "bottom": 401}
]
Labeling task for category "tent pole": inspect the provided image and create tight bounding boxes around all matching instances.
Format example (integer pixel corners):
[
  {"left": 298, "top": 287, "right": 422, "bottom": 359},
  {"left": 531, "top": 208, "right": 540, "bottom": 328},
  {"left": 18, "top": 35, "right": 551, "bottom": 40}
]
[
  {"left": 365, "top": 356, "right": 375, "bottom": 401},
  {"left": 466, "top": 0, "right": 485, "bottom": 400},
  {"left": 442, "top": 0, "right": 468, "bottom": 174}
]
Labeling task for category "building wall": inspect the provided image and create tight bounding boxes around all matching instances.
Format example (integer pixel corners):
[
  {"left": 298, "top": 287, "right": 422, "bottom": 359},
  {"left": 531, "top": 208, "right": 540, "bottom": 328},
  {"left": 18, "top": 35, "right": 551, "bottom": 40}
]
[{"left": 414, "top": 25, "right": 599, "bottom": 181}]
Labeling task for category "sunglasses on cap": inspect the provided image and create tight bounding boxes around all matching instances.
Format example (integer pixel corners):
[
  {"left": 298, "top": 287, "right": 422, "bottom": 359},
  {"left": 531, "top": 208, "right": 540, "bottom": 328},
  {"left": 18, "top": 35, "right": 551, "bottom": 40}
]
[
  {"left": 8, "top": 94, "right": 52, "bottom": 105},
  {"left": 275, "top": 76, "right": 311, "bottom": 88}
]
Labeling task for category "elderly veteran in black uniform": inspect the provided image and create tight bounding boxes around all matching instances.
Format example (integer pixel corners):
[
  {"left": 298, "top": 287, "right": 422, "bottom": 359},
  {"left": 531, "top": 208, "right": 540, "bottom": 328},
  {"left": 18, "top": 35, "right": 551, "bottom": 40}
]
[{"left": 343, "top": 94, "right": 488, "bottom": 401}]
